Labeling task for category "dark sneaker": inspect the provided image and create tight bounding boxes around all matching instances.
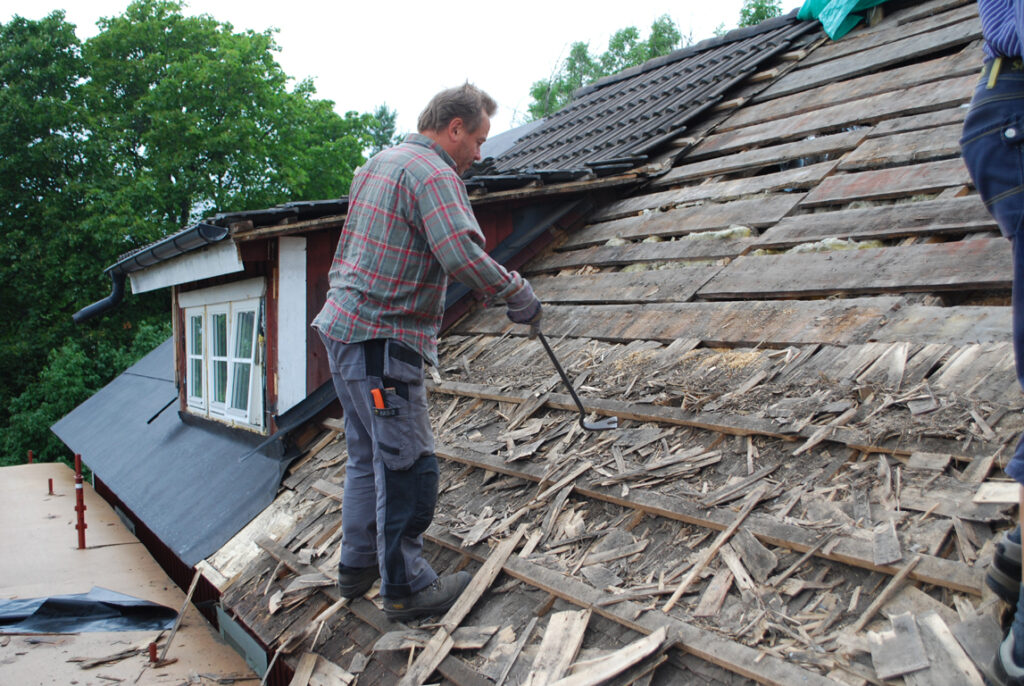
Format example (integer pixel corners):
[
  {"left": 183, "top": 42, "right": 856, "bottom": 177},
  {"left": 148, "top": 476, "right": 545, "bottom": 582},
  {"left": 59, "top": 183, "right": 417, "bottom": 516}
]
[
  {"left": 337, "top": 565, "right": 380, "bottom": 599},
  {"left": 988, "top": 528, "right": 1023, "bottom": 605},
  {"left": 990, "top": 630, "right": 1024, "bottom": 685},
  {"left": 382, "top": 571, "right": 472, "bottom": 621}
]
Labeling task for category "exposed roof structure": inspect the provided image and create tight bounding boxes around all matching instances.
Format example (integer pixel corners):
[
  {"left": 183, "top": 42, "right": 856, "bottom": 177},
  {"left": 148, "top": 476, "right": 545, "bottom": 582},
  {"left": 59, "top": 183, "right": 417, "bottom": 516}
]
[{"left": 199, "top": 1, "right": 1016, "bottom": 684}]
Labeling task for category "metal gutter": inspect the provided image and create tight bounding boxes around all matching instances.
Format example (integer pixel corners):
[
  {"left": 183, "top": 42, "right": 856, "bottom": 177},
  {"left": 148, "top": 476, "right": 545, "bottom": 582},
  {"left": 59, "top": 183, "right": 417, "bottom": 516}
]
[{"left": 73, "top": 222, "right": 229, "bottom": 323}]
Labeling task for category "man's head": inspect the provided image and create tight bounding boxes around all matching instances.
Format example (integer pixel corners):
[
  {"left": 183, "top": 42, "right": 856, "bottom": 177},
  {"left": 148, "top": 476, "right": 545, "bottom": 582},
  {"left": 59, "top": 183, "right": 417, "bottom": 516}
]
[{"left": 418, "top": 83, "right": 497, "bottom": 174}]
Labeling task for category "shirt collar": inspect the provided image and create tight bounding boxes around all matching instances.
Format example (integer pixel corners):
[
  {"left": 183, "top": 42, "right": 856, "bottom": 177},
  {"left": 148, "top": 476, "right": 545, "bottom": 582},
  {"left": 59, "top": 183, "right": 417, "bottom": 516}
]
[{"left": 404, "top": 133, "right": 457, "bottom": 172}]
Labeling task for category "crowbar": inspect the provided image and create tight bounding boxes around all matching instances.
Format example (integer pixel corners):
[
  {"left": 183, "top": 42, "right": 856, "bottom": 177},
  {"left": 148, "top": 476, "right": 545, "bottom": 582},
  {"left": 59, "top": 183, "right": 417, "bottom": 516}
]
[{"left": 536, "top": 330, "right": 618, "bottom": 431}]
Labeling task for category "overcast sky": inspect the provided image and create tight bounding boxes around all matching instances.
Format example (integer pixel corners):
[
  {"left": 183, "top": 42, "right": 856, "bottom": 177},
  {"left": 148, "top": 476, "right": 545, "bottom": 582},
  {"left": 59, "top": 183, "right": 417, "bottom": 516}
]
[{"left": 2, "top": 1, "right": 804, "bottom": 135}]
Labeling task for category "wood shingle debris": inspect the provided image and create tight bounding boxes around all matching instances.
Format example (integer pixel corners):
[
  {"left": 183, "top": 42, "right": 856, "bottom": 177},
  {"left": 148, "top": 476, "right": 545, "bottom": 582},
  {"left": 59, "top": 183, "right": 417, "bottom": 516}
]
[{"left": 204, "top": 0, "right": 1021, "bottom": 683}]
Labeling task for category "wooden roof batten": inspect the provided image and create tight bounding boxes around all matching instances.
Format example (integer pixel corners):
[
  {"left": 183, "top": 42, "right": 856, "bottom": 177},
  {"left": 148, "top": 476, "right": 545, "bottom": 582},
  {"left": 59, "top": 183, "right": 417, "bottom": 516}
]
[{"left": 209, "top": 2, "right": 1016, "bottom": 684}]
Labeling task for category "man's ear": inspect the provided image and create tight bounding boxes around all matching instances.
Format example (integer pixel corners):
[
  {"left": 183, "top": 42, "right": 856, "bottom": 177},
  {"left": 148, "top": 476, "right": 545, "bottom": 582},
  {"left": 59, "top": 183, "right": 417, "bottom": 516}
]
[{"left": 447, "top": 117, "right": 465, "bottom": 140}]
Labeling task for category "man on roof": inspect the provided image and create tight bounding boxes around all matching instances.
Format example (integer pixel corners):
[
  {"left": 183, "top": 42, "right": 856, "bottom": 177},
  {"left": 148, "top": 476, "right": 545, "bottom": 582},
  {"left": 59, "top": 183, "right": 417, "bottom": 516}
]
[
  {"left": 312, "top": 83, "right": 541, "bottom": 620},
  {"left": 960, "top": 2, "right": 1024, "bottom": 684}
]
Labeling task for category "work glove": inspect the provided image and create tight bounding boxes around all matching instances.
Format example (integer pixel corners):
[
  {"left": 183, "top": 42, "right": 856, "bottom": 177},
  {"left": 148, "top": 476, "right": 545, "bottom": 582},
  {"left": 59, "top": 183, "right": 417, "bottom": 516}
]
[{"left": 506, "top": 279, "right": 542, "bottom": 337}]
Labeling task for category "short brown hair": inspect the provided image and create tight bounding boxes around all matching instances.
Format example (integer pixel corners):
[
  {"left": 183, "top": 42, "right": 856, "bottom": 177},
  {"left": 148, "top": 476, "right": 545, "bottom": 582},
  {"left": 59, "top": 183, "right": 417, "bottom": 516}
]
[{"left": 417, "top": 82, "right": 497, "bottom": 134}]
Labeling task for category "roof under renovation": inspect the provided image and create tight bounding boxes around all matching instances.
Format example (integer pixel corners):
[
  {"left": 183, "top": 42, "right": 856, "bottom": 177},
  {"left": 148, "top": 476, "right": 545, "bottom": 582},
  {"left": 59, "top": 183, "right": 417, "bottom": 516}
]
[{"left": 196, "top": 1, "right": 1017, "bottom": 684}]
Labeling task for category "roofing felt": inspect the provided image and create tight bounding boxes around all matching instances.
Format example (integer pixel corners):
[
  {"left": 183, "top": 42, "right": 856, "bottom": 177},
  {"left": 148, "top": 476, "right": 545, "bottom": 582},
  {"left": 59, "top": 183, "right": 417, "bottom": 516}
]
[
  {"left": 51, "top": 339, "right": 289, "bottom": 567},
  {"left": 491, "top": 12, "right": 816, "bottom": 173}
]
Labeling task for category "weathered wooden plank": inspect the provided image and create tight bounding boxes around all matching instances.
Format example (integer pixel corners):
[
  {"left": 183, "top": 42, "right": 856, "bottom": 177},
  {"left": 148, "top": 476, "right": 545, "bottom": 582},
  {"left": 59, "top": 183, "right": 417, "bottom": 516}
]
[
  {"left": 797, "top": 1, "right": 976, "bottom": 68},
  {"left": 752, "top": 195, "right": 994, "bottom": 250},
  {"left": 724, "top": 46, "right": 977, "bottom": 133},
  {"left": 698, "top": 238, "right": 1010, "bottom": 300},
  {"left": 868, "top": 613, "right": 929, "bottom": 680},
  {"left": 522, "top": 609, "right": 590, "bottom": 686},
  {"left": 399, "top": 526, "right": 526, "bottom": 686},
  {"left": 433, "top": 443, "right": 984, "bottom": 595},
  {"left": 801, "top": 158, "right": 971, "bottom": 208},
  {"left": 591, "top": 161, "right": 838, "bottom": 223},
  {"left": 563, "top": 194, "right": 802, "bottom": 250},
  {"left": 548, "top": 628, "right": 667, "bottom": 686},
  {"left": 904, "top": 612, "right": 986, "bottom": 686},
  {"left": 527, "top": 236, "right": 753, "bottom": 274},
  {"left": 695, "top": 74, "right": 975, "bottom": 159},
  {"left": 654, "top": 131, "right": 866, "bottom": 188},
  {"left": 869, "top": 105, "right": 968, "bottom": 139},
  {"left": 869, "top": 305, "right": 1012, "bottom": 346},
  {"left": 530, "top": 266, "right": 722, "bottom": 304},
  {"left": 423, "top": 526, "right": 838, "bottom": 686},
  {"left": 839, "top": 123, "right": 963, "bottom": 171},
  {"left": 455, "top": 298, "right": 900, "bottom": 348},
  {"left": 763, "top": 14, "right": 980, "bottom": 100}
]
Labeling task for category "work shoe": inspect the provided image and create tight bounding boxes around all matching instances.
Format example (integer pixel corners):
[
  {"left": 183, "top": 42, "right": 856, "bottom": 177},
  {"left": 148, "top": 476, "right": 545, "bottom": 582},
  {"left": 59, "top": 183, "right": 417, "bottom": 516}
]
[
  {"left": 988, "top": 527, "right": 1023, "bottom": 606},
  {"left": 990, "top": 630, "right": 1024, "bottom": 685},
  {"left": 382, "top": 571, "right": 472, "bottom": 621},
  {"left": 337, "top": 565, "right": 380, "bottom": 599}
]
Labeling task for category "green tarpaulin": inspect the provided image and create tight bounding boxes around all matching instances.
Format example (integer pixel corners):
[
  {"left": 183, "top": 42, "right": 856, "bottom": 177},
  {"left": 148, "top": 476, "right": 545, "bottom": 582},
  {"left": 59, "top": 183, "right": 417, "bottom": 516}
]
[{"left": 799, "top": 0, "right": 891, "bottom": 39}]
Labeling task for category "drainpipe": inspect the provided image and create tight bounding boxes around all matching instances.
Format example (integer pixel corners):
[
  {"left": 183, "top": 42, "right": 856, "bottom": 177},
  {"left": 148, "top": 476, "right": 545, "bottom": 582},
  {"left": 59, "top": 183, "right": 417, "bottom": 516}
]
[{"left": 73, "top": 222, "right": 229, "bottom": 324}]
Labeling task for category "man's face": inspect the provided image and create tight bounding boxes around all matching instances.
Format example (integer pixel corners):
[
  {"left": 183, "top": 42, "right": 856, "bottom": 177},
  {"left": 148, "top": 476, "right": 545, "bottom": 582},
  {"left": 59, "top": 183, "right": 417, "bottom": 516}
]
[{"left": 449, "top": 113, "right": 490, "bottom": 175}]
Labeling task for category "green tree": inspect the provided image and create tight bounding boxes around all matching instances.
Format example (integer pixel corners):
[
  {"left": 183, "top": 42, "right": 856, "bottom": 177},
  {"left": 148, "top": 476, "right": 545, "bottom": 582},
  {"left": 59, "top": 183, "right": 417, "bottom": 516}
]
[
  {"left": 0, "top": 2, "right": 382, "bottom": 466},
  {"left": 739, "top": 0, "right": 784, "bottom": 27},
  {"left": 527, "top": 15, "right": 685, "bottom": 120},
  {"left": 367, "top": 103, "right": 400, "bottom": 156},
  {"left": 0, "top": 12, "right": 91, "bottom": 428}
]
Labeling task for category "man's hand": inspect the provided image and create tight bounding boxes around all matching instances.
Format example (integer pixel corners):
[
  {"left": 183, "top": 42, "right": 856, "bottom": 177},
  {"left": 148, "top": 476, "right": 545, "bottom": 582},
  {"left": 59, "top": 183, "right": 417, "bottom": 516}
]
[{"left": 506, "top": 280, "right": 542, "bottom": 334}]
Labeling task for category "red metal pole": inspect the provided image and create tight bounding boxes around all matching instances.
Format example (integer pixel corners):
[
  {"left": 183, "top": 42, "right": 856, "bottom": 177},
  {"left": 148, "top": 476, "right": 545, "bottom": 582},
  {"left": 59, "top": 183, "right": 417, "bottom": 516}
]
[
  {"left": 27, "top": 450, "right": 33, "bottom": 464},
  {"left": 48, "top": 478, "right": 53, "bottom": 495},
  {"left": 74, "top": 453, "right": 87, "bottom": 549}
]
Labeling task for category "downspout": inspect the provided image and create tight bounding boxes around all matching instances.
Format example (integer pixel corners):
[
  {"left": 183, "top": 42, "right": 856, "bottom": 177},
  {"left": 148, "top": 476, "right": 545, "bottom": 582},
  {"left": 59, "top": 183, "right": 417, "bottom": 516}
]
[{"left": 73, "top": 223, "right": 230, "bottom": 324}]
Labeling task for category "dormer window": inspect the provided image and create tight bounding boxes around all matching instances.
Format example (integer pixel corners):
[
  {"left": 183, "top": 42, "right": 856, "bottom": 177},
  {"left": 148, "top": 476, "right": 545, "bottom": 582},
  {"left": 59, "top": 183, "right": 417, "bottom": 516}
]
[{"left": 179, "top": 278, "right": 265, "bottom": 431}]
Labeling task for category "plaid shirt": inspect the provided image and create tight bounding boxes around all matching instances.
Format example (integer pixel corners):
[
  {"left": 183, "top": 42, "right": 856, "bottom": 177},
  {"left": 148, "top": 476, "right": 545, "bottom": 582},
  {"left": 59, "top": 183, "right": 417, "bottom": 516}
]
[{"left": 312, "top": 133, "right": 524, "bottom": 366}]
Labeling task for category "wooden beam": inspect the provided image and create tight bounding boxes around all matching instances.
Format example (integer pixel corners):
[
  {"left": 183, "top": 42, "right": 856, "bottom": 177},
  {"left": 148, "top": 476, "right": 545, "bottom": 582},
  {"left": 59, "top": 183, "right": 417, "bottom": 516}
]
[
  {"left": 423, "top": 527, "right": 838, "bottom": 686},
  {"left": 433, "top": 443, "right": 983, "bottom": 595},
  {"left": 398, "top": 526, "right": 527, "bottom": 686}
]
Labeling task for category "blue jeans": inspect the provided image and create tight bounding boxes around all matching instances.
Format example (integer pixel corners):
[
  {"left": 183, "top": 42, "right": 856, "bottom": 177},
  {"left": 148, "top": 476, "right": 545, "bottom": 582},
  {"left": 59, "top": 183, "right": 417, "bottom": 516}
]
[
  {"left": 960, "top": 62, "right": 1024, "bottom": 483},
  {"left": 318, "top": 332, "right": 439, "bottom": 597}
]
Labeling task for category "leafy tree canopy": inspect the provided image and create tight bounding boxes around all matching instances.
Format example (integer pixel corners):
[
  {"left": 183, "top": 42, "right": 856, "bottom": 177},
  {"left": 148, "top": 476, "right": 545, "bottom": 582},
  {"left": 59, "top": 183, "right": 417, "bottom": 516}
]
[
  {"left": 0, "top": 1, "right": 392, "bottom": 467},
  {"left": 527, "top": 15, "right": 685, "bottom": 121},
  {"left": 739, "top": 0, "right": 784, "bottom": 27}
]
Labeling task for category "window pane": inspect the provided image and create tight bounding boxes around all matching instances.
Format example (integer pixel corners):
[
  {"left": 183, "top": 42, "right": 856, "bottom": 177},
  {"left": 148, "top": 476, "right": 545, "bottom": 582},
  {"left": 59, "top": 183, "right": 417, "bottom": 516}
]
[
  {"left": 190, "top": 315, "right": 202, "bottom": 353},
  {"left": 190, "top": 359, "right": 203, "bottom": 398},
  {"left": 211, "top": 314, "right": 227, "bottom": 357},
  {"left": 234, "top": 311, "right": 255, "bottom": 358},
  {"left": 230, "top": 362, "right": 251, "bottom": 411},
  {"left": 213, "top": 360, "right": 227, "bottom": 404}
]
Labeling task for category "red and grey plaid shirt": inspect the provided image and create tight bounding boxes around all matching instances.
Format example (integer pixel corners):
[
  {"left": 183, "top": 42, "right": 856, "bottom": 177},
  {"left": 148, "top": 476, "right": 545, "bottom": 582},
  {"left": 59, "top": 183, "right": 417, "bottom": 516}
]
[{"left": 312, "top": 133, "right": 524, "bottom": 365}]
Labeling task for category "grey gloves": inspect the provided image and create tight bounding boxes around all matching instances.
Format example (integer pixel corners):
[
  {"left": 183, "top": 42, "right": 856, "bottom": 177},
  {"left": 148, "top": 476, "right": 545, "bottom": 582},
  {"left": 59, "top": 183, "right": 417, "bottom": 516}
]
[{"left": 506, "top": 279, "right": 542, "bottom": 330}]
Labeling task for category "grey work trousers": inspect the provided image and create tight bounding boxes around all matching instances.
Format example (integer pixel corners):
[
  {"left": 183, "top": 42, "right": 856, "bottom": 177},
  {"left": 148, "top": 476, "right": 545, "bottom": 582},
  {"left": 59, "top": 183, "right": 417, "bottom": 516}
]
[{"left": 318, "top": 332, "right": 439, "bottom": 597}]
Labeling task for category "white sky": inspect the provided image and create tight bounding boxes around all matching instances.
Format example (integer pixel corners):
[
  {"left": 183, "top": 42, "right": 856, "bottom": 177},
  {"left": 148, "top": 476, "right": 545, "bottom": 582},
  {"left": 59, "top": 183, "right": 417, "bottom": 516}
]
[{"left": 2, "top": 0, "right": 804, "bottom": 136}]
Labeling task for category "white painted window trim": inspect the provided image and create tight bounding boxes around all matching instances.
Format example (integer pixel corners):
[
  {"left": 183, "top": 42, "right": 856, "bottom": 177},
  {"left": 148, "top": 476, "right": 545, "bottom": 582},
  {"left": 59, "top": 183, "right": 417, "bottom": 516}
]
[
  {"left": 180, "top": 278, "right": 265, "bottom": 431},
  {"left": 277, "top": 237, "right": 307, "bottom": 414}
]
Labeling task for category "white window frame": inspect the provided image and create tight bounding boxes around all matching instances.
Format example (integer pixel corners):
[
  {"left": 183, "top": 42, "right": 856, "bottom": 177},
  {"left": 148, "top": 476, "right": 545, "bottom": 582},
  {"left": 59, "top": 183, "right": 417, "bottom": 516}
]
[{"left": 180, "top": 279, "right": 265, "bottom": 431}]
